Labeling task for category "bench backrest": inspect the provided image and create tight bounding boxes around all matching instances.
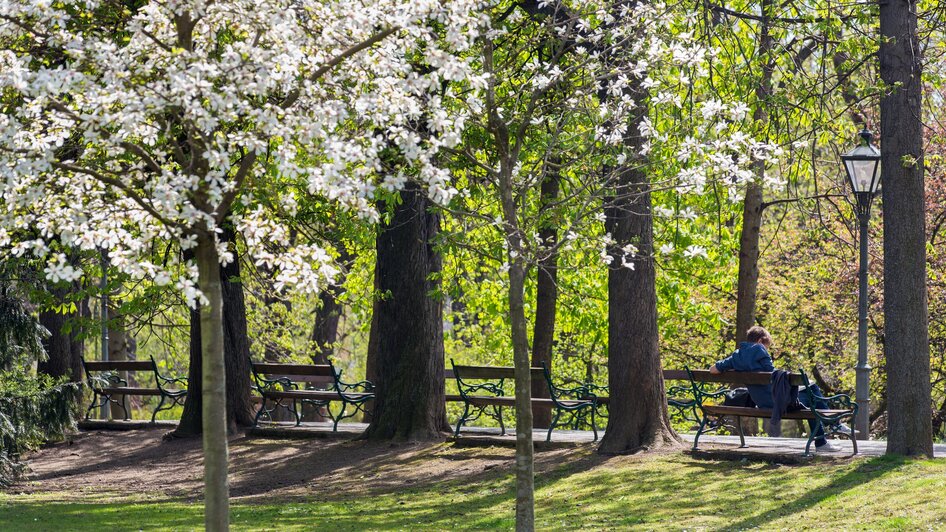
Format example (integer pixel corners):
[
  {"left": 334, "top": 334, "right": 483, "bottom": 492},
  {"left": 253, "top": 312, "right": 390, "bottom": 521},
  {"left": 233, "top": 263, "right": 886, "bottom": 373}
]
[
  {"left": 450, "top": 364, "right": 545, "bottom": 381},
  {"left": 251, "top": 363, "right": 335, "bottom": 377},
  {"left": 82, "top": 360, "right": 153, "bottom": 372},
  {"left": 676, "top": 369, "right": 807, "bottom": 387}
]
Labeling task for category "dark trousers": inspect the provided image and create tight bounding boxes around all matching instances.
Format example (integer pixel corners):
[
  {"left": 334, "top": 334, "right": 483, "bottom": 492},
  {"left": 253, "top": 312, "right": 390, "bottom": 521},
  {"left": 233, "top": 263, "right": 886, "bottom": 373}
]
[{"left": 756, "top": 385, "right": 828, "bottom": 446}]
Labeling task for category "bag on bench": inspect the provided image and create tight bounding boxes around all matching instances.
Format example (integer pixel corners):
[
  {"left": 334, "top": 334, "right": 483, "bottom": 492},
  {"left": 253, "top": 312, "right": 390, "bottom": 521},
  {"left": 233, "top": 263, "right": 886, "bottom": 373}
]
[{"left": 723, "top": 387, "right": 754, "bottom": 408}]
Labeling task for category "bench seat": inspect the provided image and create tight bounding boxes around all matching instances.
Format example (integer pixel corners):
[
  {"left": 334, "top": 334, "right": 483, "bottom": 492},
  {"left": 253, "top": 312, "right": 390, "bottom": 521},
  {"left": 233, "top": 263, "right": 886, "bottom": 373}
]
[
  {"left": 95, "top": 387, "right": 182, "bottom": 396},
  {"left": 702, "top": 405, "right": 852, "bottom": 419},
  {"left": 82, "top": 357, "right": 187, "bottom": 423}
]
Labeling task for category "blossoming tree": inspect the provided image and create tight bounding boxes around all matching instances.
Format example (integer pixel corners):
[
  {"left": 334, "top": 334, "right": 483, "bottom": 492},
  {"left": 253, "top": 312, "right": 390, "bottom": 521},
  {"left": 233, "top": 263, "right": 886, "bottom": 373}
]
[{"left": 0, "top": 0, "right": 482, "bottom": 528}]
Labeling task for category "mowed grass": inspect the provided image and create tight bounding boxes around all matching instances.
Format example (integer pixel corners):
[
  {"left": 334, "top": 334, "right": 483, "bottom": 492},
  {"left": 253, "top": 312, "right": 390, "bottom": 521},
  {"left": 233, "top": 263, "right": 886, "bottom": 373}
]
[{"left": 2, "top": 453, "right": 945, "bottom": 531}]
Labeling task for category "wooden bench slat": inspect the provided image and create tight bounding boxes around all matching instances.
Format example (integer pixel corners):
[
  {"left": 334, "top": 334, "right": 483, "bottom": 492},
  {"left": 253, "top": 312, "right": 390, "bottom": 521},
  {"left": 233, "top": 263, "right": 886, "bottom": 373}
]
[
  {"left": 451, "top": 365, "right": 545, "bottom": 380},
  {"left": 703, "top": 405, "right": 851, "bottom": 419},
  {"left": 671, "top": 369, "right": 807, "bottom": 386},
  {"left": 252, "top": 363, "right": 335, "bottom": 377},
  {"left": 83, "top": 360, "right": 153, "bottom": 372},
  {"left": 262, "top": 390, "right": 373, "bottom": 401},
  {"left": 96, "top": 387, "right": 166, "bottom": 396},
  {"left": 459, "top": 396, "right": 559, "bottom": 407}
]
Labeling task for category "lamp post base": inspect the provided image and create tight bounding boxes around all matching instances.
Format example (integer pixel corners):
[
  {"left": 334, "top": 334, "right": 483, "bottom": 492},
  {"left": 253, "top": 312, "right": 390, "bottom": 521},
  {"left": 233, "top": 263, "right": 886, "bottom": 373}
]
[{"left": 855, "top": 364, "right": 870, "bottom": 440}]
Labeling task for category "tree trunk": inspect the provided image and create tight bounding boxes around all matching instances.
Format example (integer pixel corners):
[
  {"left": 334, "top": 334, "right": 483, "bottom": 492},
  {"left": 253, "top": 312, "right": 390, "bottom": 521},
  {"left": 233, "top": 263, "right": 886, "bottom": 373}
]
[
  {"left": 879, "top": 0, "right": 933, "bottom": 457},
  {"left": 599, "top": 162, "right": 679, "bottom": 454},
  {"left": 311, "top": 247, "right": 352, "bottom": 365},
  {"left": 38, "top": 306, "right": 72, "bottom": 379},
  {"left": 734, "top": 0, "right": 773, "bottom": 345},
  {"left": 173, "top": 227, "right": 254, "bottom": 436},
  {"left": 531, "top": 159, "right": 561, "bottom": 429},
  {"left": 38, "top": 286, "right": 84, "bottom": 382},
  {"left": 196, "top": 234, "right": 229, "bottom": 531},
  {"left": 174, "top": 304, "right": 203, "bottom": 436},
  {"left": 364, "top": 182, "right": 450, "bottom": 440},
  {"left": 220, "top": 226, "right": 254, "bottom": 429},
  {"left": 598, "top": 67, "right": 678, "bottom": 454}
]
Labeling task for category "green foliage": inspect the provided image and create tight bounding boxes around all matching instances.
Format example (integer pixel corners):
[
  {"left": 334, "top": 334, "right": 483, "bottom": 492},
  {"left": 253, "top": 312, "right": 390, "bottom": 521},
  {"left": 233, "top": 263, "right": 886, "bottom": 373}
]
[{"left": 0, "top": 375, "right": 80, "bottom": 486}]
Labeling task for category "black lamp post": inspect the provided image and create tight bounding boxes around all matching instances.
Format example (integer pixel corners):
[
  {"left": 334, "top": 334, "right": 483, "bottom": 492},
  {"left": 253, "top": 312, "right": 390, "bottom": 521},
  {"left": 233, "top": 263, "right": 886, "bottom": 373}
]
[{"left": 841, "top": 127, "right": 881, "bottom": 440}]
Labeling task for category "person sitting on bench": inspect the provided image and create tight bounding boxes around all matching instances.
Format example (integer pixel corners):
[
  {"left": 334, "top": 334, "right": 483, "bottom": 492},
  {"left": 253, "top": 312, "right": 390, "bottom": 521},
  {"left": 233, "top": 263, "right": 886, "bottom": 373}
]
[{"left": 709, "top": 325, "right": 842, "bottom": 452}]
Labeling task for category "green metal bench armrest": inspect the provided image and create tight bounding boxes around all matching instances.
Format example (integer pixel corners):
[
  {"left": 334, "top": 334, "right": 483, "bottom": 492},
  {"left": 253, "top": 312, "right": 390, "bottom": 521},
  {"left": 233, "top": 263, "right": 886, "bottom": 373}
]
[
  {"left": 459, "top": 382, "right": 504, "bottom": 397},
  {"left": 89, "top": 372, "right": 126, "bottom": 389},
  {"left": 336, "top": 378, "right": 374, "bottom": 393},
  {"left": 257, "top": 377, "right": 298, "bottom": 393}
]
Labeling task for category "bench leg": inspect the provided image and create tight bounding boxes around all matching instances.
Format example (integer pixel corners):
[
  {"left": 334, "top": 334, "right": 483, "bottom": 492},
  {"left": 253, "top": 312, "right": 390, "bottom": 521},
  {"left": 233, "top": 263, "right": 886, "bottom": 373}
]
[
  {"left": 547, "top": 408, "right": 562, "bottom": 443},
  {"left": 851, "top": 419, "right": 858, "bottom": 455},
  {"left": 253, "top": 397, "right": 267, "bottom": 427},
  {"left": 591, "top": 405, "right": 598, "bottom": 442},
  {"left": 85, "top": 393, "right": 102, "bottom": 420},
  {"left": 803, "top": 423, "right": 820, "bottom": 457},
  {"left": 496, "top": 406, "right": 505, "bottom": 436},
  {"left": 151, "top": 395, "right": 167, "bottom": 423},
  {"left": 455, "top": 403, "right": 470, "bottom": 437},
  {"left": 120, "top": 395, "right": 130, "bottom": 421},
  {"left": 736, "top": 416, "right": 746, "bottom": 448},
  {"left": 693, "top": 416, "right": 709, "bottom": 451},
  {"left": 292, "top": 400, "right": 301, "bottom": 426}
]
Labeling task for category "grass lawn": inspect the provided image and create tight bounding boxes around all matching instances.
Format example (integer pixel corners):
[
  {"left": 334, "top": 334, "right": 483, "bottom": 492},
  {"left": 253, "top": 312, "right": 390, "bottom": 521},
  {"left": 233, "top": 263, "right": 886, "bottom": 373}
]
[{"left": 2, "top": 450, "right": 945, "bottom": 531}]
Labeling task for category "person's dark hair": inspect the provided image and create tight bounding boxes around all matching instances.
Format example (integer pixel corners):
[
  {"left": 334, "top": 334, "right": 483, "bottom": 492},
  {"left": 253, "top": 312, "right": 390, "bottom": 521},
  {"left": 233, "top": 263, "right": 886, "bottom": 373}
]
[{"left": 746, "top": 326, "right": 771, "bottom": 345}]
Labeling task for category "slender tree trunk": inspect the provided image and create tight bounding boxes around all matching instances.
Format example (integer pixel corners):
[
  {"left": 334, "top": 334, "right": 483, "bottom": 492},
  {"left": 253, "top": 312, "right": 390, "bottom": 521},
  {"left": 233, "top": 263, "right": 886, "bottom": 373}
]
[
  {"left": 880, "top": 0, "right": 933, "bottom": 456},
  {"left": 311, "top": 247, "right": 352, "bottom": 365},
  {"left": 196, "top": 234, "right": 229, "bottom": 531},
  {"left": 365, "top": 182, "right": 450, "bottom": 440},
  {"left": 531, "top": 159, "right": 561, "bottom": 429},
  {"left": 734, "top": 0, "right": 773, "bottom": 345}
]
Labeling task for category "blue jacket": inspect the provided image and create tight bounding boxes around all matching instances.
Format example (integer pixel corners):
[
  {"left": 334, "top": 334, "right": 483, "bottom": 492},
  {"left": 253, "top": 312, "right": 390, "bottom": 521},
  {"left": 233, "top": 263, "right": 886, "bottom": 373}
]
[{"left": 714, "top": 342, "right": 774, "bottom": 408}]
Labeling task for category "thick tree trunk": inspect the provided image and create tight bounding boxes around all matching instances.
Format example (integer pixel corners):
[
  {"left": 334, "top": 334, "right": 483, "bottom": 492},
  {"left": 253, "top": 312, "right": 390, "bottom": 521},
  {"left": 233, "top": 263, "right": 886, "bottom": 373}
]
[
  {"left": 598, "top": 68, "right": 678, "bottom": 454},
  {"left": 531, "top": 161, "right": 561, "bottom": 429},
  {"left": 38, "top": 287, "right": 84, "bottom": 382},
  {"left": 220, "top": 227, "right": 254, "bottom": 429},
  {"left": 195, "top": 234, "right": 229, "bottom": 531},
  {"left": 880, "top": 0, "right": 933, "bottom": 457},
  {"left": 38, "top": 307, "right": 72, "bottom": 378},
  {"left": 364, "top": 182, "right": 450, "bottom": 440},
  {"left": 599, "top": 163, "right": 679, "bottom": 454},
  {"left": 173, "top": 227, "right": 254, "bottom": 436},
  {"left": 174, "top": 305, "right": 203, "bottom": 437}
]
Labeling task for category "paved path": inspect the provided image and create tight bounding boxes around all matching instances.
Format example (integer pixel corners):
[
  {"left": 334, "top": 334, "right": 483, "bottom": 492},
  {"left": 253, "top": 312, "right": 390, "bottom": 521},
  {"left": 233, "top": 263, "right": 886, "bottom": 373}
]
[
  {"left": 244, "top": 421, "right": 946, "bottom": 459},
  {"left": 84, "top": 419, "right": 945, "bottom": 460}
]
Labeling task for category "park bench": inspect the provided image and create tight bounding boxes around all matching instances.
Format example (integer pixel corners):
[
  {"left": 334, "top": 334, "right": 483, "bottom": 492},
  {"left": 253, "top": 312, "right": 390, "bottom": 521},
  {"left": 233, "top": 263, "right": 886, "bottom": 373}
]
[
  {"left": 678, "top": 367, "right": 858, "bottom": 456},
  {"left": 448, "top": 360, "right": 602, "bottom": 442},
  {"left": 81, "top": 356, "right": 187, "bottom": 423},
  {"left": 249, "top": 359, "right": 374, "bottom": 431}
]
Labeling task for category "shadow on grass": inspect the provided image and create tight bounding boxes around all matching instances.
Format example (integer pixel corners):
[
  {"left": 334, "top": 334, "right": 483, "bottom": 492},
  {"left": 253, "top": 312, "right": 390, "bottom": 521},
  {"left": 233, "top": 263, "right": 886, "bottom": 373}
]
[{"left": 724, "top": 455, "right": 908, "bottom": 530}]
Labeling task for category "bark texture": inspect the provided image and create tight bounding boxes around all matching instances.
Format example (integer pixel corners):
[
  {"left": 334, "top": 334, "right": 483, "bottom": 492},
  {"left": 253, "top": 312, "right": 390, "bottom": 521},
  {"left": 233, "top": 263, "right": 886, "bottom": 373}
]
[
  {"left": 598, "top": 70, "right": 678, "bottom": 454},
  {"left": 879, "top": 0, "right": 933, "bottom": 456},
  {"left": 734, "top": 0, "right": 773, "bottom": 346},
  {"left": 364, "top": 182, "right": 450, "bottom": 440},
  {"left": 173, "top": 228, "right": 254, "bottom": 436},
  {"left": 196, "top": 234, "right": 229, "bottom": 531},
  {"left": 37, "top": 291, "right": 83, "bottom": 382},
  {"left": 530, "top": 161, "right": 561, "bottom": 428}
]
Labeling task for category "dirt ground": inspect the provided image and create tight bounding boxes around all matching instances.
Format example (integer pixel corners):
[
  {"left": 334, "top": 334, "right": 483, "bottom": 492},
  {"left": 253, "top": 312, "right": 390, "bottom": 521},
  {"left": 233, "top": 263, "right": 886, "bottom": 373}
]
[{"left": 9, "top": 428, "right": 600, "bottom": 503}]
